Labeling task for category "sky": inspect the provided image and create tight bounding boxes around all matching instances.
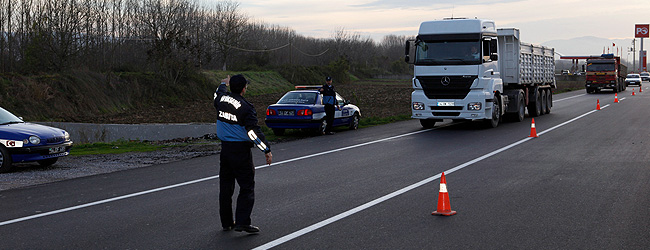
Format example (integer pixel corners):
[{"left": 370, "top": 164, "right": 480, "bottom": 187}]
[{"left": 206, "top": 0, "right": 650, "bottom": 66}]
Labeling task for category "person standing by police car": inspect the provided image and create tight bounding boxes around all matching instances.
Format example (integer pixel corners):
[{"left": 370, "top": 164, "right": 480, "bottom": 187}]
[
  {"left": 214, "top": 74, "right": 272, "bottom": 234},
  {"left": 319, "top": 76, "right": 339, "bottom": 135}
]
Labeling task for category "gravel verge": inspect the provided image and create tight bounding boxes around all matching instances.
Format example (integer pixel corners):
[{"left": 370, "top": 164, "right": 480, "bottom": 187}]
[{"left": 0, "top": 143, "right": 221, "bottom": 191}]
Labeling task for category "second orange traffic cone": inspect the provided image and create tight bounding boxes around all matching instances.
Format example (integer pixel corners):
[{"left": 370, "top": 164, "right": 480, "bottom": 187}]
[
  {"left": 615, "top": 93, "right": 619, "bottom": 103},
  {"left": 529, "top": 118, "right": 538, "bottom": 138},
  {"left": 597, "top": 99, "right": 601, "bottom": 110},
  {"left": 432, "top": 172, "right": 456, "bottom": 216},
  {"left": 633, "top": 89, "right": 636, "bottom": 96}
]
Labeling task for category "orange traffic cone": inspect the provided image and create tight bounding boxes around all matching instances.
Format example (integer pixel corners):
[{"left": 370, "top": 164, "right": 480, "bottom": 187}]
[
  {"left": 529, "top": 118, "right": 538, "bottom": 138},
  {"left": 597, "top": 99, "right": 601, "bottom": 110},
  {"left": 432, "top": 172, "right": 457, "bottom": 216},
  {"left": 640, "top": 87, "right": 643, "bottom": 93},
  {"left": 615, "top": 93, "right": 619, "bottom": 103},
  {"left": 633, "top": 89, "right": 636, "bottom": 96}
]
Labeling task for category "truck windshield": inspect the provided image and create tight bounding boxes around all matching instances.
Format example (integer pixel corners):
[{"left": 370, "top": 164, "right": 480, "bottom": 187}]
[
  {"left": 586, "top": 63, "right": 615, "bottom": 72},
  {"left": 415, "top": 40, "right": 481, "bottom": 65}
]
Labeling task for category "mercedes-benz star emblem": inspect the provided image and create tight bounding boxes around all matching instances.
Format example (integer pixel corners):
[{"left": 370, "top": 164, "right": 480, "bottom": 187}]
[{"left": 441, "top": 76, "right": 451, "bottom": 86}]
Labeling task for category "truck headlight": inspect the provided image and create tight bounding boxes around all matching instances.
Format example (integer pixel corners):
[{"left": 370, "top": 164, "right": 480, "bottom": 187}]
[
  {"left": 412, "top": 102, "right": 425, "bottom": 110},
  {"left": 29, "top": 135, "right": 40, "bottom": 145},
  {"left": 468, "top": 102, "right": 482, "bottom": 111}
]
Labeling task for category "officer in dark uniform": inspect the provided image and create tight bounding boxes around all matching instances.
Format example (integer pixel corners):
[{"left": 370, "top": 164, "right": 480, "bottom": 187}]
[
  {"left": 214, "top": 74, "right": 272, "bottom": 234},
  {"left": 319, "top": 76, "right": 339, "bottom": 135}
]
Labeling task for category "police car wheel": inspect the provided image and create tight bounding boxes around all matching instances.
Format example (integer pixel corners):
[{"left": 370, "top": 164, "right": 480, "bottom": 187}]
[
  {"left": 316, "top": 120, "right": 327, "bottom": 135},
  {"left": 349, "top": 114, "right": 360, "bottom": 130},
  {"left": 0, "top": 146, "right": 14, "bottom": 173}
]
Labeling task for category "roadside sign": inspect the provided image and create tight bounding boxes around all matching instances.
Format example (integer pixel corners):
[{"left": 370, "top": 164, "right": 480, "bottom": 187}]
[{"left": 636, "top": 24, "right": 649, "bottom": 38}]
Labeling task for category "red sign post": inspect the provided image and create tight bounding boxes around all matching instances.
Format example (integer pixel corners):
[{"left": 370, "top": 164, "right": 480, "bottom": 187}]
[{"left": 636, "top": 24, "right": 649, "bottom": 72}]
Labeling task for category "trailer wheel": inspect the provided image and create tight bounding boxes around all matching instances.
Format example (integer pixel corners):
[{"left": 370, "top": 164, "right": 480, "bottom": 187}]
[
  {"left": 540, "top": 90, "right": 547, "bottom": 115},
  {"left": 527, "top": 88, "right": 542, "bottom": 117},
  {"left": 545, "top": 89, "right": 552, "bottom": 114}
]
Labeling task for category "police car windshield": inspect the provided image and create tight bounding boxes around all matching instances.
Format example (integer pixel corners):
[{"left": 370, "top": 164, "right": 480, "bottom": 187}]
[
  {"left": 0, "top": 107, "right": 24, "bottom": 125},
  {"left": 277, "top": 92, "right": 318, "bottom": 105}
]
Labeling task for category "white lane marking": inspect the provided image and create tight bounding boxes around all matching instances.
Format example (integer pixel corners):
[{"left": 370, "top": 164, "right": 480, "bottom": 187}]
[
  {"left": 0, "top": 176, "right": 218, "bottom": 227},
  {"left": 554, "top": 93, "right": 586, "bottom": 102},
  {"left": 252, "top": 107, "right": 605, "bottom": 250},
  {"left": 0, "top": 127, "right": 442, "bottom": 227}
]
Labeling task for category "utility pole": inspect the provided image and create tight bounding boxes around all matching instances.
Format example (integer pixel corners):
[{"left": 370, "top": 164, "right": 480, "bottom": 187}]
[{"left": 632, "top": 39, "right": 636, "bottom": 72}]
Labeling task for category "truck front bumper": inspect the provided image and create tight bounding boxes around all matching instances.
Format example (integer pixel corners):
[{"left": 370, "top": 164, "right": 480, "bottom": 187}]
[{"left": 411, "top": 90, "right": 492, "bottom": 120}]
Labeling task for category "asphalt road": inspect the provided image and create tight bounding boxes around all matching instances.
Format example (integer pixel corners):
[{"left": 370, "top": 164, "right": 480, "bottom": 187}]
[{"left": 1, "top": 88, "right": 650, "bottom": 249}]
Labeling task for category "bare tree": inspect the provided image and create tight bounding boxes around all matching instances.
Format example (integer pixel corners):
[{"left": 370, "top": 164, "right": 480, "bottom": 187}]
[{"left": 207, "top": 0, "right": 248, "bottom": 71}]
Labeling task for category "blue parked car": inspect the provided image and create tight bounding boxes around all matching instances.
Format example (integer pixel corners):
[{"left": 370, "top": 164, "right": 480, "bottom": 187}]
[
  {"left": 265, "top": 86, "right": 361, "bottom": 135},
  {"left": 0, "top": 107, "right": 73, "bottom": 173}
]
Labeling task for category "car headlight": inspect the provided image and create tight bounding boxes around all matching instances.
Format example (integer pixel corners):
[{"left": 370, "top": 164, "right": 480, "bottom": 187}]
[
  {"left": 64, "top": 131, "right": 70, "bottom": 142},
  {"left": 412, "top": 102, "right": 425, "bottom": 110},
  {"left": 468, "top": 102, "right": 482, "bottom": 111},
  {"left": 29, "top": 135, "right": 41, "bottom": 145}
]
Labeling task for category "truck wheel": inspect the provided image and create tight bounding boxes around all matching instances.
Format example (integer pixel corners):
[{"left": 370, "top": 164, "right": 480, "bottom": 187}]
[
  {"left": 545, "top": 89, "right": 552, "bottom": 114},
  {"left": 0, "top": 146, "right": 14, "bottom": 173},
  {"left": 540, "top": 90, "right": 548, "bottom": 115},
  {"left": 527, "top": 89, "right": 542, "bottom": 117},
  {"left": 420, "top": 119, "right": 436, "bottom": 129},
  {"left": 484, "top": 96, "right": 500, "bottom": 128},
  {"left": 515, "top": 93, "right": 525, "bottom": 122},
  {"left": 272, "top": 128, "right": 285, "bottom": 136}
]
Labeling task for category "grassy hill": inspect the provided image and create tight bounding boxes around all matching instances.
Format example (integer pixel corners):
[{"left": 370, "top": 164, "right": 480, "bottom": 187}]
[{"left": 0, "top": 70, "right": 294, "bottom": 122}]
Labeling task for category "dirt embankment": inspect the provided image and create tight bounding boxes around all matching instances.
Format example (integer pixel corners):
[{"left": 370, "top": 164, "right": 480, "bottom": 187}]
[{"left": 87, "top": 81, "right": 413, "bottom": 125}]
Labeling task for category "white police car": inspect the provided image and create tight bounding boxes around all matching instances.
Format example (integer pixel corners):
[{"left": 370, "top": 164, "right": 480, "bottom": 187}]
[
  {"left": 0, "top": 107, "right": 73, "bottom": 173},
  {"left": 265, "top": 86, "right": 361, "bottom": 135}
]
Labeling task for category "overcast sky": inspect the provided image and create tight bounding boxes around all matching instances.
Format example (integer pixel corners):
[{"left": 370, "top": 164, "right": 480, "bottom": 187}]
[{"left": 208, "top": 0, "right": 650, "bottom": 58}]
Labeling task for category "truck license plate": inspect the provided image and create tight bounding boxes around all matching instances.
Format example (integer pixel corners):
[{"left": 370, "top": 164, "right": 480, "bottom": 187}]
[
  {"left": 437, "top": 102, "right": 455, "bottom": 106},
  {"left": 49, "top": 146, "right": 66, "bottom": 154}
]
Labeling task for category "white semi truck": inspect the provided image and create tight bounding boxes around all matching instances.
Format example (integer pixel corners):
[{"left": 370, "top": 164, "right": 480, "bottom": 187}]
[{"left": 405, "top": 18, "right": 555, "bottom": 128}]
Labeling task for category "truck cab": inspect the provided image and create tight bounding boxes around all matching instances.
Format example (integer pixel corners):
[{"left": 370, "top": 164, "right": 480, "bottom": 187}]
[{"left": 406, "top": 19, "right": 503, "bottom": 128}]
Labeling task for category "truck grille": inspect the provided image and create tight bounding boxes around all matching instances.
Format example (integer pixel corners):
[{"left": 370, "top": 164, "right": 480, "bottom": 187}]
[{"left": 417, "top": 76, "right": 477, "bottom": 99}]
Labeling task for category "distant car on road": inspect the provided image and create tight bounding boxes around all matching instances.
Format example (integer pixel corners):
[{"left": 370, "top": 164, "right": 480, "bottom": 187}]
[
  {"left": 625, "top": 74, "right": 642, "bottom": 86},
  {"left": 0, "top": 107, "right": 73, "bottom": 173},
  {"left": 640, "top": 72, "right": 650, "bottom": 82},
  {"left": 265, "top": 86, "right": 361, "bottom": 135}
]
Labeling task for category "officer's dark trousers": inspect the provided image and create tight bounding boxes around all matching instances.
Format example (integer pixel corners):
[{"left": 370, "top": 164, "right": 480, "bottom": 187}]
[
  {"left": 219, "top": 142, "right": 255, "bottom": 227},
  {"left": 324, "top": 104, "right": 335, "bottom": 132}
]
